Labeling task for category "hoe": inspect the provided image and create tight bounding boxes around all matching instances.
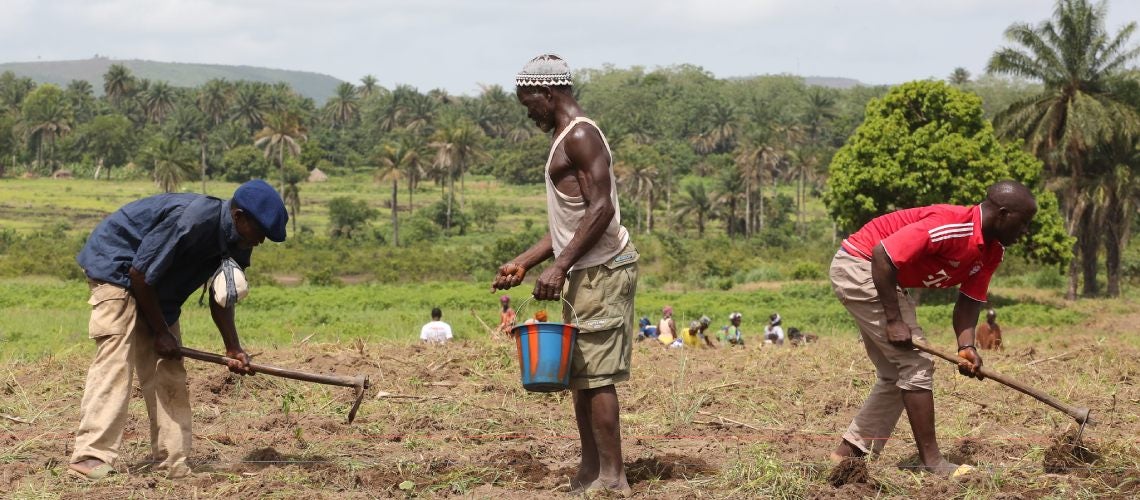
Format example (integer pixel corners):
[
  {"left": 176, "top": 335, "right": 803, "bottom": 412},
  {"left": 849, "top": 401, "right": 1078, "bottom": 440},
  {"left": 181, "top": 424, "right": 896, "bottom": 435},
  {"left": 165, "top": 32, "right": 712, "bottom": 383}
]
[
  {"left": 915, "top": 341, "right": 1093, "bottom": 443},
  {"left": 181, "top": 347, "right": 370, "bottom": 424}
]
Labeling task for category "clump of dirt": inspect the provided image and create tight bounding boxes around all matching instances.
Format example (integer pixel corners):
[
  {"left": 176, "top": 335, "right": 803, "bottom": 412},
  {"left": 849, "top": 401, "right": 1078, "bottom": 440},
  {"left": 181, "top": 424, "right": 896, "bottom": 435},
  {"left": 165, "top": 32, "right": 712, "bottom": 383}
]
[
  {"left": 948, "top": 437, "right": 982, "bottom": 465},
  {"left": 626, "top": 453, "right": 714, "bottom": 484},
  {"left": 828, "top": 457, "right": 869, "bottom": 488},
  {"left": 1043, "top": 430, "right": 1100, "bottom": 474},
  {"left": 245, "top": 446, "right": 287, "bottom": 463},
  {"left": 487, "top": 450, "right": 549, "bottom": 484},
  {"left": 822, "top": 401, "right": 842, "bottom": 416},
  {"left": 355, "top": 467, "right": 404, "bottom": 491}
]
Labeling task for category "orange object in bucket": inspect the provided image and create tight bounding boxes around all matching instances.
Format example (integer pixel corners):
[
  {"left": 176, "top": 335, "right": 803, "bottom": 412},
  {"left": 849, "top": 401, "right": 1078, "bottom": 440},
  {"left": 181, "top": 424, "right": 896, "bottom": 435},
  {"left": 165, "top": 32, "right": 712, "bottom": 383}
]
[{"left": 510, "top": 297, "right": 579, "bottom": 392}]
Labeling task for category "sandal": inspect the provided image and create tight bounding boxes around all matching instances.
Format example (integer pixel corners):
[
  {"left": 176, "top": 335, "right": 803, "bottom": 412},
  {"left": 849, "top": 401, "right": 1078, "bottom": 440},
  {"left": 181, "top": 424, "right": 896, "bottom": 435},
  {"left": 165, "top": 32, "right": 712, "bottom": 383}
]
[{"left": 68, "top": 463, "right": 115, "bottom": 481}]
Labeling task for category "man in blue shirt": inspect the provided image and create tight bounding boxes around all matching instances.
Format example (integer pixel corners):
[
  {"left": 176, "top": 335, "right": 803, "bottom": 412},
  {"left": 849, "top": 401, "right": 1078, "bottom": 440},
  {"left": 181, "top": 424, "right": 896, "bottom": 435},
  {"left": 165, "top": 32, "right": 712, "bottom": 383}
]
[{"left": 68, "top": 179, "right": 287, "bottom": 480}]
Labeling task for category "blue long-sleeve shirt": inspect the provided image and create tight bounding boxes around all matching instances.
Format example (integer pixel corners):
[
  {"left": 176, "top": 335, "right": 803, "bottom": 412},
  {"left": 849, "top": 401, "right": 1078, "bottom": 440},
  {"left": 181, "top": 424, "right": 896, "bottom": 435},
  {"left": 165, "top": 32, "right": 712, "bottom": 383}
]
[{"left": 77, "top": 194, "right": 251, "bottom": 325}]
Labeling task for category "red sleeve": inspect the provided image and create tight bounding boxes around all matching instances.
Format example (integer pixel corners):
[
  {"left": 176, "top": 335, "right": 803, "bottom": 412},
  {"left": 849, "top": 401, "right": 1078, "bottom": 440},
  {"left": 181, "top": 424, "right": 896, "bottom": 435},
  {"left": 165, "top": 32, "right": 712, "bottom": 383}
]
[
  {"left": 878, "top": 223, "right": 933, "bottom": 269},
  {"left": 959, "top": 247, "right": 1004, "bottom": 302}
]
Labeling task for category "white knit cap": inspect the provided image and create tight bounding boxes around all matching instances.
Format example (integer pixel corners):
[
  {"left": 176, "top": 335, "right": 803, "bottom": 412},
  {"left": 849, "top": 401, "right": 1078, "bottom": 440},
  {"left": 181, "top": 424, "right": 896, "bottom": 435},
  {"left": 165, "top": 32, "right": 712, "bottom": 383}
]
[
  {"left": 516, "top": 54, "right": 572, "bottom": 87},
  {"left": 210, "top": 258, "right": 249, "bottom": 308}
]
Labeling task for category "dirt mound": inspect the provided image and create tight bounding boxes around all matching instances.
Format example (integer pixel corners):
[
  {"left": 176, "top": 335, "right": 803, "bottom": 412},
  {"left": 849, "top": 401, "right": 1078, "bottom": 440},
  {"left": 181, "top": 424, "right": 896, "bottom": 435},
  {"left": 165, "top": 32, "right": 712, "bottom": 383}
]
[
  {"left": 244, "top": 446, "right": 287, "bottom": 463},
  {"left": 626, "top": 453, "right": 714, "bottom": 484},
  {"left": 828, "top": 457, "right": 869, "bottom": 488},
  {"left": 1043, "top": 430, "right": 1100, "bottom": 474},
  {"left": 355, "top": 467, "right": 404, "bottom": 491},
  {"left": 487, "top": 450, "right": 549, "bottom": 484},
  {"left": 947, "top": 437, "right": 982, "bottom": 465},
  {"left": 0, "top": 462, "right": 35, "bottom": 489}
]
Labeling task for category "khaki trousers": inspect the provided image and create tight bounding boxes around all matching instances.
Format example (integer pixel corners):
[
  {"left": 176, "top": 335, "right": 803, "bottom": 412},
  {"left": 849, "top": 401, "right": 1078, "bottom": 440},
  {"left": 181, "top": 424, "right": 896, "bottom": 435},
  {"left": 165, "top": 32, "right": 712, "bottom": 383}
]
[
  {"left": 829, "top": 250, "right": 935, "bottom": 455},
  {"left": 71, "top": 280, "right": 193, "bottom": 478}
]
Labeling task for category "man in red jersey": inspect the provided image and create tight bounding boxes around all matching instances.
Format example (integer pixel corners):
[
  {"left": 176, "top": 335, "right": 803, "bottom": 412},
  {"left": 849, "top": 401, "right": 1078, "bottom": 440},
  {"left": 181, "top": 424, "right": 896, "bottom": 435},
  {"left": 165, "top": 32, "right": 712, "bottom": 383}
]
[{"left": 828, "top": 180, "right": 1036, "bottom": 476}]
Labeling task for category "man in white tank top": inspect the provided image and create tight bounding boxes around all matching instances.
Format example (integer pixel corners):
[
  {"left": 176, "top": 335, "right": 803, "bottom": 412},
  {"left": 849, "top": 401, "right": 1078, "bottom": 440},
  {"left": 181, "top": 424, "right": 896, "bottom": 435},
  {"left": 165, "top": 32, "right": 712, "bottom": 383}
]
[{"left": 491, "top": 54, "right": 638, "bottom": 496}]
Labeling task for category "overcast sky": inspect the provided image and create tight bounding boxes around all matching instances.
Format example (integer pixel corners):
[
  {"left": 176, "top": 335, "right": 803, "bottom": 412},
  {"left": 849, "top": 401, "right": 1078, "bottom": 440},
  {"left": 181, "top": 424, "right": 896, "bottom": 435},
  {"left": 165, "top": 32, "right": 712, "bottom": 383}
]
[{"left": 3, "top": 0, "right": 1140, "bottom": 95}]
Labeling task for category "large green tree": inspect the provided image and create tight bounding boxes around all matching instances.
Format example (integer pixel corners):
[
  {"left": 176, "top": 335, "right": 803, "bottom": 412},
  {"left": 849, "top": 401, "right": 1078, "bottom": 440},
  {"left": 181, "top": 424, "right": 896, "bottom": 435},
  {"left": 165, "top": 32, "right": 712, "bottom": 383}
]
[
  {"left": 987, "top": 0, "right": 1140, "bottom": 298},
  {"left": 75, "top": 114, "right": 133, "bottom": 179},
  {"left": 21, "top": 84, "right": 73, "bottom": 174},
  {"left": 825, "top": 80, "right": 1071, "bottom": 267}
]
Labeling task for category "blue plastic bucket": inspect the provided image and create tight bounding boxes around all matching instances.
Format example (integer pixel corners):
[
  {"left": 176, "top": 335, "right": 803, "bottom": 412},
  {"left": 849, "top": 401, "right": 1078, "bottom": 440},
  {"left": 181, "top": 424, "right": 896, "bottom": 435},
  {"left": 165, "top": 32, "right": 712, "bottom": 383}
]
[{"left": 510, "top": 297, "right": 580, "bottom": 392}]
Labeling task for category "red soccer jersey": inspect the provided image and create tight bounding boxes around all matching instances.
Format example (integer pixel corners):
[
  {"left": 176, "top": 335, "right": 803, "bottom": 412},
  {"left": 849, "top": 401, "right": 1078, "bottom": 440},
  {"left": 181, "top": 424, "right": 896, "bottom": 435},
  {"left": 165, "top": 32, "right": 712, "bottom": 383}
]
[{"left": 840, "top": 204, "right": 1004, "bottom": 301}]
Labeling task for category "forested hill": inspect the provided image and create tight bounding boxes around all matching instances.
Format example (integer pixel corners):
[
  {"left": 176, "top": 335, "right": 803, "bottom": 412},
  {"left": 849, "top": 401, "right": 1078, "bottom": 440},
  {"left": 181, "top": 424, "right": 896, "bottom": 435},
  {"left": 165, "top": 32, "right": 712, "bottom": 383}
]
[{"left": 0, "top": 58, "right": 343, "bottom": 101}]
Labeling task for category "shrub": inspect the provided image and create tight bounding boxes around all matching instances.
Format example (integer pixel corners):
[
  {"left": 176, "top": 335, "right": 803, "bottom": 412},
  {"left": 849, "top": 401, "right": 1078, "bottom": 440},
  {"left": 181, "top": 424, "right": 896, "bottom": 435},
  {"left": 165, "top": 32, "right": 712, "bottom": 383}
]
[
  {"left": 791, "top": 261, "right": 823, "bottom": 281},
  {"left": 327, "top": 196, "right": 378, "bottom": 239}
]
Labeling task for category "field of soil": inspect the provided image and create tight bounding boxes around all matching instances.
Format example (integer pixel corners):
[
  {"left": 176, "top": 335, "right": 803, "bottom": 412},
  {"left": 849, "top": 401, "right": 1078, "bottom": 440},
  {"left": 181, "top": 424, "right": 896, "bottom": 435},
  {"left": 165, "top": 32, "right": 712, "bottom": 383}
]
[{"left": 3, "top": 313, "right": 1139, "bottom": 498}]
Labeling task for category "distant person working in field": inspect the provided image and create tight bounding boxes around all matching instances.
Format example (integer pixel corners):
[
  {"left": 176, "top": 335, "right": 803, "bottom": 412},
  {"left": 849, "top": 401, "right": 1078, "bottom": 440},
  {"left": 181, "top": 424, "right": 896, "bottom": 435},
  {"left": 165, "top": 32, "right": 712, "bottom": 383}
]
[
  {"left": 68, "top": 179, "right": 286, "bottom": 480},
  {"left": 764, "top": 313, "right": 785, "bottom": 345},
  {"left": 695, "top": 315, "right": 716, "bottom": 348},
  {"left": 420, "top": 307, "right": 453, "bottom": 344},
  {"left": 657, "top": 306, "right": 677, "bottom": 347},
  {"left": 828, "top": 180, "right": 1037, "bottom": 477},
  {"left": 491, "top": 54, "right": 639, "bottom": 496},
  {"left": 497, "top": 295, "right": 517, "bottom": 336},
  {"left": 725, "top": 312, "right": 745, "bottom": 346}
]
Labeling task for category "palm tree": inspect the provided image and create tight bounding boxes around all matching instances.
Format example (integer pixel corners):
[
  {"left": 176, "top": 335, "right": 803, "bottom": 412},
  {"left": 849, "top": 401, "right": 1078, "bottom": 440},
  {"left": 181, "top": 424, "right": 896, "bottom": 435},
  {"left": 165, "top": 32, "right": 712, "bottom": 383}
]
[
  {"left": 232, "top": 83, "right": 267, "bottom": 131},
  {"left": 0, "top": 72, "right": 35, "bottom": 114},
  {"left": 141, "top": 81, "right": 176, "bottom": 124},
  {"left": 103, "top": 64, "right": 135, "bottom": 107},
  {"left": 65, "top": 79, "right": 96, "bottom": 122},
  {"left": 987, "top": 0, "right": 1140, "bottom": 299},
  {"left": 325, "top": 82, "right": 360, "bottom": 128},
  {"left": 198, "top": 79, "right": 232, "bottom": 126},
  {"left": 430, "top": 119, "right": 486, "bottom": 229},
  {"left": 615, "top": 153, "right": 659, "bottom": 234},
  {"left": 713, "top": 170, "right": 745, "bottom": 237},
  {"left": 674, "top": 182, "right": 713, "bottom": 236},
  {"left": 690, "top": 102, "right": 738, "bottom": 154},
  {"left": 150, "top": 139, "right": 196, "bottom": 193},
  {"left": 735, "top": 139, "right": 779, "bottom": 235},
  {"left": 948, "top": 67, "right": 972, "bottom": 85},
  {"left": 21, "top": 85, "right": 73, "bottom": 174},
  {"left": 359, "top": 75, "right": 380, "bottom": 99},
  {"left": 167, "top": 106, "right": 209, "bottom": 193},
  {"left": 254, "top": 112, "right": 308, "bottom": 196},
  {"left": 374, "top": 140, "right": 421, "bottom": 246}
]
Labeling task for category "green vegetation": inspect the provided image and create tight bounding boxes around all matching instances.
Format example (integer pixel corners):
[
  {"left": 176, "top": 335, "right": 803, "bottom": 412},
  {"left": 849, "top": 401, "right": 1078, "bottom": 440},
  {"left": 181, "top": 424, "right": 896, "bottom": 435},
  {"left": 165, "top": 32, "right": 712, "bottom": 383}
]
[{"left": 824, "top": 80, "right": 1073, "bottom": 266}]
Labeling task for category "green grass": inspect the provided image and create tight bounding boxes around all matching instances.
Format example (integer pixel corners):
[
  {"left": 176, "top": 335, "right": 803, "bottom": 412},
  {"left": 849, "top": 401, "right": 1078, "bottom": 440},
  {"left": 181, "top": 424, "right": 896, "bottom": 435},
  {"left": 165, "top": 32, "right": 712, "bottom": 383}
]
[{"left": 0, "top": 275, "right": 1108, "bottom": 361}]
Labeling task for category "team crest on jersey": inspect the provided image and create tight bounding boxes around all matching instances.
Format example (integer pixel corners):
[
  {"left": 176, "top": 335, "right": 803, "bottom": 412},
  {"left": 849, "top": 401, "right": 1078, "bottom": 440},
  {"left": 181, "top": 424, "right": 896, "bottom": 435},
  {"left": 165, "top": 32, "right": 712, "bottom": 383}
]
[{"left": 969, "top": 263, "right": 982, "bottom": 276}]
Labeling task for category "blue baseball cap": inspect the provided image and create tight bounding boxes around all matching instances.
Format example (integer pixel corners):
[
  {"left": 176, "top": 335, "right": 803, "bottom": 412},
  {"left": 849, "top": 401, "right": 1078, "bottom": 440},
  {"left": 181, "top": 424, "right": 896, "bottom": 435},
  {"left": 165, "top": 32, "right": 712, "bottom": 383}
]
[{"left": 232, "top": 179, "right": 288, "bottom": 242}]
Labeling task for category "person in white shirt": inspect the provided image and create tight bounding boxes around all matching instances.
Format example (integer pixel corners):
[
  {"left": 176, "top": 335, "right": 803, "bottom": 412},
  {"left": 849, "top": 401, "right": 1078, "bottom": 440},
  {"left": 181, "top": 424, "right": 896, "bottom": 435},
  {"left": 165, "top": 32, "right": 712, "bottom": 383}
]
[
  {"left": 764, "top": 313, "right": 785, "bottom": 345},
  {"left": 420, "top": 307, "right": 453, "bottom": 344}
]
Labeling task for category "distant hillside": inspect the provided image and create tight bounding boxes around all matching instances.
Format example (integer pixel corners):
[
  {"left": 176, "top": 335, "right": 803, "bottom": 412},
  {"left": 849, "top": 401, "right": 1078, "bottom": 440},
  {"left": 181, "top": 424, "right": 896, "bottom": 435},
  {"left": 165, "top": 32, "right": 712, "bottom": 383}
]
[
  {"left": 729, "top": 73, "right": 873, "bottom": 89},
  {"left": 0, "top": 58, "right": 344, "bottom": 102},
  {"left": 802, "top": 76, "right": 873, "bottom": 89}
]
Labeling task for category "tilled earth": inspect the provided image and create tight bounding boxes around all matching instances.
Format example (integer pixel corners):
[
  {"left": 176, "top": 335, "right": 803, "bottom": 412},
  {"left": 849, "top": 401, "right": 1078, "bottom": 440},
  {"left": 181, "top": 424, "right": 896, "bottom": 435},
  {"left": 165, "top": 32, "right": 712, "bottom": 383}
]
[{"left": 2, "top": 319, "right": 1139, "bottom": 498}]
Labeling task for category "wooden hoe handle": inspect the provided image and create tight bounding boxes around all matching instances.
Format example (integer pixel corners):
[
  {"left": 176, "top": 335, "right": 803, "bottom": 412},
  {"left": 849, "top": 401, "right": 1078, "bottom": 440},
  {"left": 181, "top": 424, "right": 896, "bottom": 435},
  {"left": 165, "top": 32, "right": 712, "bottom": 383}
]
[{"left": 913, "top": 342, "right": 1092, "bottom": 425}]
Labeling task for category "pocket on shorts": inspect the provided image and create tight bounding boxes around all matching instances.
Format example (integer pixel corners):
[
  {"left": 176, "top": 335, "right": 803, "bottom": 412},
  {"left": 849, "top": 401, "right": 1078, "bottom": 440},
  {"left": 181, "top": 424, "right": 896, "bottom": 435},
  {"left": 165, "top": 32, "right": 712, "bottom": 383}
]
[
  {"left": 576, "top": 315, "right": 625, "bottom": 334},
  {"left": 87, "top": 283, "right": 134, "bottom": 338}
]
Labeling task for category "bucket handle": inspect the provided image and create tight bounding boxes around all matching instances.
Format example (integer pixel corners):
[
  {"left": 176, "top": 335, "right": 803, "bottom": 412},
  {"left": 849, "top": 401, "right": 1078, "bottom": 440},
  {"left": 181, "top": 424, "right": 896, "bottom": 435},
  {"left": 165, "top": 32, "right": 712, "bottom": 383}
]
[{"left": 513, "top": 295, "right": 581, "bottom": 326}]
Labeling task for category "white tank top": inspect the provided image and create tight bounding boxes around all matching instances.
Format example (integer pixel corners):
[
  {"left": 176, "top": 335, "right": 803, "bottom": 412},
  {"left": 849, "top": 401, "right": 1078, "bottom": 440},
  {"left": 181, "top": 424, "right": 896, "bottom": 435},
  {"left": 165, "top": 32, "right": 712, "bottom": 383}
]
[{"left": 544, "top": 117, "right": 630, "bottom": 270}]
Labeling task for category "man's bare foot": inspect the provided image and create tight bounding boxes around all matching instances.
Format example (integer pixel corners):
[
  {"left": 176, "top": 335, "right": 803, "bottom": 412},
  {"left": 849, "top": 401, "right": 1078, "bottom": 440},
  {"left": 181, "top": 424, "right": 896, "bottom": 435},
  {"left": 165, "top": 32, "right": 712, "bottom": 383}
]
[
  {"left": 569, "top": 470, "right": 598, "bottom": 494},
  {"left": 831, "top": 438, "right": 867, "bottom": 463},
  {"left": 585, "top": 477, "right": 631, "bottom": 497},
  {"left": 918, "top": 458, "right": 962, "bottom": 477}
]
